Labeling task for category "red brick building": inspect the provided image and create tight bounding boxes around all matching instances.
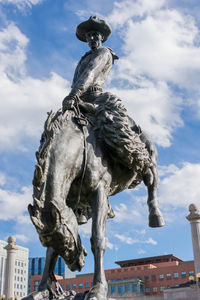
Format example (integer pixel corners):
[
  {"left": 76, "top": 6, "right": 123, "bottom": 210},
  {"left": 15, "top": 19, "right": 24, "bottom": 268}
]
[{"left": 30, "top": 254, "right": 195, "bottom": 297}]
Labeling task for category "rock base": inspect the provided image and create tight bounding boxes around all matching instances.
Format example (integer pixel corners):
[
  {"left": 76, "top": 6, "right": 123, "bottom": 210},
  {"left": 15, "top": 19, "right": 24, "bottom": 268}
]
[{"left": 22, "top": 290, "right": 88, "bottom": 300}]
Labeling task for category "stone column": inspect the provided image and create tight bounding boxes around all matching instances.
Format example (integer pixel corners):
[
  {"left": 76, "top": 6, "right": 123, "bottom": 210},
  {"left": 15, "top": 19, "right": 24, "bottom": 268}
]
[
  {"left": 4, "top": 237, "right": 18, "bottom": 300},
  {"left": 186, "top": 204, "right": 200, "bottom": 279}
]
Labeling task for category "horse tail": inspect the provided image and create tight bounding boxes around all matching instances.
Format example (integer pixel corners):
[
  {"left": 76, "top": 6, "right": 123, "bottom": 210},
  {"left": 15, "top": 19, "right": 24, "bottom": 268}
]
[{"left": 28, "top": 110, "right": 87, "bottom": 271}]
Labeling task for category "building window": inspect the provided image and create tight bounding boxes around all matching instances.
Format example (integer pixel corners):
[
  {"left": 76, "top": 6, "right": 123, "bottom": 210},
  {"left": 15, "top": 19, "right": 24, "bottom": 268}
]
[
  {"left": 159, "top": 274, "right": 164, "bottom": 279},
  {"left": 111, "top": 286, "right": 116, "bottom": 294},
  {"left": 79, "top": 283, "right": 83, "bottom": 288},
  {"left": 131, "top": 276, "right": 135, "bottom": 280},
  {"left": 166, "top": 273, "right": 171, "bottom": 279},
  {"left": 189, "top": 271, "right": 194, "bottom": 276},
  {"left": 66, "top": 284, "right": 70, "bottom": 290},
  {"left": 132, "top": 284, "right": 137, "bottom": 292},
  {"left": 174, "top": 272, "right": 179, "bottom": 278},
  {"left": 124, "top": 277, "right": 128, "bottom": 281},
  {"left": 85, "top": 282, "right": 89, "bottom": 288},
  {"left": 38, "top": 258, "right": 42, "bottom": 275},
  {"left": 144, "top": 276, "right": 149, "bottom": 281},
  {"left": 181, "top": 272, "right": 186, "bottom": 277},
  {"left": 152, "top": 275, "right": 156, "bottom": 280},
  {"left": 125, "top": 284, "right": 130, "bottom": 293},
  {"left": 72, "top": 284, "right": 76, "bottom": 289},
  {"left": 160, "top": 286, "right": 165, "bottom": 291},
  {"left": 118, "top": 285, "right": 123, "bottom": 294},
  {"left": 153, "top": 287, "right": 157, "bottom": 292},
  {"left": 145, "top": 288, "right": 150, "bottom": 293}
]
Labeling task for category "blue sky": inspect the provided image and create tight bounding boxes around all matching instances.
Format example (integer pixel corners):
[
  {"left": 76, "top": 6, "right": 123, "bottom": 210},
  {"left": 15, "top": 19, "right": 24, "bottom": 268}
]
[{"left": 0, "top": 0, "right": 200, "bottom": 275}]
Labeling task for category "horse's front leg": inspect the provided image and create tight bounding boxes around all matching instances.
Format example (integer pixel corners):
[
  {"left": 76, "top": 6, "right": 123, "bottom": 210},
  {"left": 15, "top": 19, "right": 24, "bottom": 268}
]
[
  {"left": 38, "top": 247, "right": 58, "bottom": 294},
  {"left": 85, "top": 183, "right": 108, "bottom": 300},
  {"left": 143, "top": 165, "right": 165, "bottom": 228}
]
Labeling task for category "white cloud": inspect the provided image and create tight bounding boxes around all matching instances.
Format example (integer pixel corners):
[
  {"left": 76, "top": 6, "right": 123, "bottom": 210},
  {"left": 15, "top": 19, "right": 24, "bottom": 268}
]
[
  {"left": 14, "top": 234, "right": 29, "bottom": 243},
  {"left": 115, "top": 233, "right": 157, "bottom": 245},
  {"left": 146, "top": 237, "right": 157, "bottom": 245},
  {"left": 0, "top": 23, "right": 28, "bottom": 76},
  {"left": 108, "top": 0, "right": 200, "bottom": 88},
  {"left": 0, "top": 0, "right": 43, "bottom": 9},
  {"left": 17, "top": 214, "right": 31, "bottom": 225},
  {"left": 109, "top": 80, "right": 182, "bottom": 147},
  {"left": 79, "top": 220, "right": 91, "bottom": 238},
  {"left": 0, "top": 173, "right": 6, "bottom": 186},
  {"left": 118, "top": 11, "right": 200, "bottom": 88},
  {"left": 106, "top": 0, "right": 200, "bottom": 145},
  {"left": 158, "top": 164, "right": 180, "bottom": 177},
  {"left": 0, "top": 185, "right": 31, "bottom": 221},
  {"left": 138, "top": 249, "right": 146, "bottom": 255},
  {"left": 106, "top": 237, "right": 114, "bottom": 250},
  {"left": 113, "top": 203, "right": 144, "bottom": 224},
  {"left": 0, "top": 24, "right": 70, "bottom": 151},
  {"left": 159, "top": 163, "right": 200, "bottom": 208},
  {"left": 108, "top": 0, "right": 165, "bottom": 29}
]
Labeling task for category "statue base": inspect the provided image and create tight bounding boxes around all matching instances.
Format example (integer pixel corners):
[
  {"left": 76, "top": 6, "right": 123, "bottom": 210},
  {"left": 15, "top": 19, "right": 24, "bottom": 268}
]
[{"left": 22, "top": 290, "right": 89, "bottom": 300}]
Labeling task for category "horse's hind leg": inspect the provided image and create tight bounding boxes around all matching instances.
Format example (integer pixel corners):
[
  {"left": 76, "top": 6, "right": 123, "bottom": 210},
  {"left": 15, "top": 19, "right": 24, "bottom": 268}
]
[
  {"left": 85, "top": 182, "right": 108, "bottom": 300},
  {"left": 143, "top": 164, "right": 165, "bottom": 228},
  {"left": 140, "top": 135, "right": 164, "bottom": 227}
]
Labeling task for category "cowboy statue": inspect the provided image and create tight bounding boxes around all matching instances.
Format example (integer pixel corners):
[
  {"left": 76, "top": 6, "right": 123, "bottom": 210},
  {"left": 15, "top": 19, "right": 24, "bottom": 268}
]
[
  {"left": 25, "top": 16, "right": 164, "bottom": 300},
  {"left": 63, "top": 16, "right": 156, "bottom": 177}
]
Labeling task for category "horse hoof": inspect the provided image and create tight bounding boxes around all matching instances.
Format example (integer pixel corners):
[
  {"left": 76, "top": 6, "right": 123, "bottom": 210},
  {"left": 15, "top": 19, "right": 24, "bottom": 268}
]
[
  {"left": 149, "top": 214, "right": 165, "bottom": 228},
  {"left": 84, "top": 283, "right": 107, "bottom": 300}
]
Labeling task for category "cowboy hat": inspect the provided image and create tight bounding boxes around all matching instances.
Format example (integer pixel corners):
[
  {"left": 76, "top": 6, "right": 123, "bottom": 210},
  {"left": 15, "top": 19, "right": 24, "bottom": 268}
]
[{"left": 76, "top": 16, "right": 112, "bottom": 43}]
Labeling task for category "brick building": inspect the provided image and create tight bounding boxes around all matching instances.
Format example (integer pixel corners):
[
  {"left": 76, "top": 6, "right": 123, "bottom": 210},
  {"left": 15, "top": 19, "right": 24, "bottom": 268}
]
[{"left": 30, "top": 254, "right": 195, "bottom": 297}]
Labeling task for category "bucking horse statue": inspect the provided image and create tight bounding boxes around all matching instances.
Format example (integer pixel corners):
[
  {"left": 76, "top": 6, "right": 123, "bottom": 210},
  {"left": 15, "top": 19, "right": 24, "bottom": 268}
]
[{"left": 25, "top": 16, "right": 164, "bottom": 300}]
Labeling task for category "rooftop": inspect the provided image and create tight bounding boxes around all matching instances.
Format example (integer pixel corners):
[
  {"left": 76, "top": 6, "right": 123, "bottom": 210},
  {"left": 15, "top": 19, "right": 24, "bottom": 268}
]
[{"left": 115, "top": 254, "right": 184, "bottom": 267}]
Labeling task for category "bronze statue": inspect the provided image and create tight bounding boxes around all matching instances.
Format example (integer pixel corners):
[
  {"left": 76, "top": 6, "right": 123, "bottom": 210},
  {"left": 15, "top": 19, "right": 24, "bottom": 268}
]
[{"left": 26, "top": 16, "right": 164, "bottom": 300}]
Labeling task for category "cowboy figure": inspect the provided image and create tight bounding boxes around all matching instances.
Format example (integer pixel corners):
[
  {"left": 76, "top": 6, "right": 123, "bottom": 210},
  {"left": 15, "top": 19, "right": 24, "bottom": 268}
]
[{"left": 63, "top": 16, "right": 155, "bottom": 183}]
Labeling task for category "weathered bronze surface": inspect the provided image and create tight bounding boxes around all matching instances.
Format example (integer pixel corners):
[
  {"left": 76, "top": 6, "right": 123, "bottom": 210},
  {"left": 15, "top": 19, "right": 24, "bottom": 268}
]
[{"left": 24, "top": 16, "right": 164, "bottom": 300}]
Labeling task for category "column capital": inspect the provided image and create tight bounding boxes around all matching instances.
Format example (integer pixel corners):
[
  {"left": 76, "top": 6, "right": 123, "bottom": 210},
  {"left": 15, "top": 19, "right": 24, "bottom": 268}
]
[
  {"left": 186, "top": 203, "right": 200, "bottom": 222},
  {"left": 4, "top": 236, "right": 18, "bottom": 251}
]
